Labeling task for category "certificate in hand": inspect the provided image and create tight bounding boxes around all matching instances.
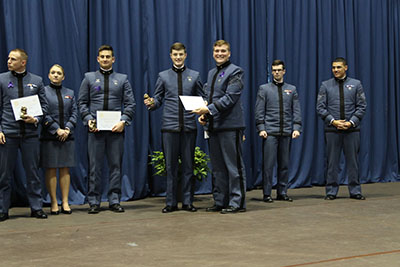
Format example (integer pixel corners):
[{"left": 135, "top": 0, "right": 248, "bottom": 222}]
[
  {"left": 10, "top": 95, "right": 43, "bottom": 121},
  {"left": 96, "top": 111, "right": 121, "bottom": 131},
  {"left": 179, "top": 96, "right": 207, "bottom": 111}
]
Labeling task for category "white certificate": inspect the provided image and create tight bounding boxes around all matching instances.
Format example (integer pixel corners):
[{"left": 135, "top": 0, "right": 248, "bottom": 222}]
[
  {"left": 179, "top": 96, "right": 207, "bottom": 111},
  {"left": 96, "top": 111, "right": 121, "bottom": 131},
  {"left": 10, "top": 95, "right": 43, "bottom": 121}
]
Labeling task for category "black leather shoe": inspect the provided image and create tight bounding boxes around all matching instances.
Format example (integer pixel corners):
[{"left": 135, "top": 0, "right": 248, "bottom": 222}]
[
  {"left": 324, "top": 195, "right": 336, "bottom": 200},
  {"left": 50, "top": 209, "right": 60, "bottom": 215},
  {"left": 0, "top": 213, "right": 9, "bottom": 222},
  {"left": 181, "top": 204, "right": 197, "bottom": 212},
  {"left": 88, "top": 205, "right": 100, "bottom": 214},
  {"left": 61, "top": 207, "right": 72, "bottom": 214},
  {"left": 31, "top": 209, "right": 48, "bottom": 219},
  {"left": 276, "top": 194, "right": 293, "bottom": 202},
  {"left": 109, "top": 203, "right": 125, "bottom": 213},
  {"left": 162, "top": 206, "right": 178, "bottom": 213},
  {"left": 263, "top": 195, "right": 274, "bottom": 203},
  {"left": 205, "top": 205, "right": 223, "bottom": 212},
  {"left": 220, "top": 206, "right": 246, "bottom": 214},
  {"left": 350, "top": 194, "right": 366, "bottom": 200}
]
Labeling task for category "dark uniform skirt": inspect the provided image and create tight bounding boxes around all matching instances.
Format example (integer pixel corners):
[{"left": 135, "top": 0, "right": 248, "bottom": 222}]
[{"left": 40, "top": 140, "right": 75, "bottom": 168}]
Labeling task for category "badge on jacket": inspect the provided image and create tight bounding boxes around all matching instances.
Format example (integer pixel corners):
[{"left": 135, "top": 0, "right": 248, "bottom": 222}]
[
  {"left": 27, "top": 84, "right": 37, "bottom": 90},
  {"left": 284, "top": 89, "right": 292, "bottom": 95}
]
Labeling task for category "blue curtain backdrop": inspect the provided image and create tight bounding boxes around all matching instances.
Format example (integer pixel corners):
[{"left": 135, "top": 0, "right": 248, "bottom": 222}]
[{"left": 0, "top": 0, "right": 399, "bottom": 205}]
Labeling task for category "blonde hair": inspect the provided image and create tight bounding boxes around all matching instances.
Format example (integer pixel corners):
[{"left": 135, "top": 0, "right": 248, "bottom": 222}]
[
  {"left": 213, "top": 40, "right": 230, "bottom": 51},
  {"left": 49, "top": 64, "right": 65, "bottom": 77}
]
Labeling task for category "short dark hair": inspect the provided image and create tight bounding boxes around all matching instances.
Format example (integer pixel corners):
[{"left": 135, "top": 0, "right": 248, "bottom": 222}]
[
  {"left": 333, "top": 57, "right": 347, "bottom": 66},
  {"left": 213, "top": 40, "right": 230, "bottom": 51},
  {"left": 11, "top": 48, "right": 28, "bottom": 61},
  {"left": 272, "top": 59, "right": 285, "bottom": 69},
  {"left": 98, "top": 45, "right": 114, "bottom": 56},
  {"left": 170, "top": 42, "right": 186, "bottom": 53}
]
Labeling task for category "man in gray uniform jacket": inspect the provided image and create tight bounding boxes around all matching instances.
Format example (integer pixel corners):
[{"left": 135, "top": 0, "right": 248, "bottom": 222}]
[
  {"left": 0, "top": 48, "right": 49, "bottom": 221},
  {"left": 144, "top": 42, "right": 204, "bottom": 213},
  {"left": 78, "top": 45, "right": 136, "bottom": 214},
  {"left": 316, "top": 57, "right": 367, "bottom": 200},
  {"left": 193, "top": 40, "right": 246, "bottom": 214},
  {"left": 255, "top": 60, "right": 302, "bottom": 203}
]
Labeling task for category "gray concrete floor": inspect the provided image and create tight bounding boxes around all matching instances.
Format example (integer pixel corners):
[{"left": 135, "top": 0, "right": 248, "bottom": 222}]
[{"left": 1, "top": 182, "right": 400, "bottom": 267}]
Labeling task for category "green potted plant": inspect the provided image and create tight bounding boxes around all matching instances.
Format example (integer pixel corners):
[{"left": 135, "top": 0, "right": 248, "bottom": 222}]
[{"left": 149, "top": 146, "right": 210, "bottom": 181}]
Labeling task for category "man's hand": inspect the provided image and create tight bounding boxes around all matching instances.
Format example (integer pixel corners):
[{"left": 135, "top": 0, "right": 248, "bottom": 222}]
[
  {"left": 22, "top": 115, "right": 38, "bottom": 124},
  {"left": 0, "top": 132, "right": 6, "bottom": 144},
  {"left": 341, "top": 121, "right": 352, "bottom": 130},
  {"left": 198, "top": 114, "right": 207, "bottom": 125},
  {"left": 259, "top": 130, "right": 267, "bottom": 139},
  {"left": 112, "top": 121, "right": 125, "bottom": 132},
  {"left": 144, "top": 97, "right": 155, "bottom": 109},
  {"left": 88, "top": 119, "right": 98, "bottom": 132},
  {"left": 332, "top": 120, "right": 351, "bottom": 130},
  {"left": 192, "top": 106, "right": 209, "bottom": 115},
  {"left": 292, "top": 130, "right": 300, "bottom": 139}
]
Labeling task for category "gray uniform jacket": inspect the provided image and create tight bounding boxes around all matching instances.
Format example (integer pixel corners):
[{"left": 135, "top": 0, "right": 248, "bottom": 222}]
[
  {"left": 255, "top": 81, "right": 302, "bottom": 136},
  {"left": 316, "top": 77, "right": 367, "bottom": 132},
  {"left": 205, "top": 61, "right": 246, "bottom": 131},
  {"left": 151, "top": 66, "right": 204, "bottom": 132},
  {"left": 41, "top": 84, "right": 78, "bottom": 140},
  {"left": 0, "top": 71, "right": 48, "bottom": 137},
  {"left": 78, "top": 70, "right": 136, "bottom": 126}
]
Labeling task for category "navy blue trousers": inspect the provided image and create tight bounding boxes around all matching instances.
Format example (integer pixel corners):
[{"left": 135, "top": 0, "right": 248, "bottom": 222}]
[
  {"left": 208, "top": 130, "right": 246, "bottom": 209},
  {"left": 162, "top": 131, "right": 196, "bottom": 207},
  {"left": 87, "top": 131, "right": 124, "bottom": 206},
  {"left": 262, "top": 135, "right": 291, "bottom": 196},
  {"left": 325, "top": 131, "right": 362, "bottom": 196},
  {"left": 0, "top": 137, "right": 43, "bottom": 213}
]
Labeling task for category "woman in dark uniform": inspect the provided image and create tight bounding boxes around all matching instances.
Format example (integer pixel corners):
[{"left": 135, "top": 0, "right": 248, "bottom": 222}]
[{"left": 40, "top": 64, "right": 78, "bottom": 214}]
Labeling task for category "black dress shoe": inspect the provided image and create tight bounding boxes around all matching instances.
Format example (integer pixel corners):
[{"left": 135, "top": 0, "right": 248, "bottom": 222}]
[
  {"left": 205, "top": 205, "right": 223, "bottom": 212},
  {"left": 276, "top": 194, "right": 293, "bottom": 202},
  {"left": 181, "top": 204, "right": 197, "bottom": 212},
  {"left": 263, "top": 195, "right": 274, "bottom": 203},
  {"left": 50, "top": 210, "right": 60, "bottom": 215},
  {"left": 324, "top": 195, "right": 336, "bottom": 200},
  {"left": 109, "top": 203, "right": 125, "bottom": 213},
  {"left": 162, "top": 206, "right": 178, "bottom": 213},
  {"left": 31, "top": 209, "right": 48, "bottom": 219},
  {"left": 0, "top": 213, "right": 9, "bottom": 222},
  {"left": 61, "top": 207, "right": 72, "bottom": 214},
  {"left": 88, "top": 205, "right": 100, "bottom": 214},
  {"left": 220, "top": 206, "right": 246, "bottom": 214},
  {"left": 350, "top": 194, "right": 366, "bottom": 200}
]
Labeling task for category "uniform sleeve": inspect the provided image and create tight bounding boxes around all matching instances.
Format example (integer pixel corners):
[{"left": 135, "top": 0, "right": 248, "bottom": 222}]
[
  {"left": 203, "top": 82, "right": 209, "bottom": 101},
  {"left": 194, "top": 75, "right": 205, "bottom": 98},
  {"left": 207, "top": 68, "right": 244, "bottom": 116},
  {"left": 0, "top": 82, "right": 4, "bottom": 133},
  {"left": 316, "top": 83, "right": 334, "bottom": 124},
  {"left": 292, "top": 88, "right": 302, "bottom": 132},
  {"left": 121, "top": 79, "right": 136, "bottom": 125},
  {"left": 151, "top": 76, "right": 165, "bottom": 110},
  {"left": 42, "top": 97, "right": 61, "bottom": 135},
  {"left": 36, "top": 81, "right": 49, "bottom": 124},
  {"left": 65, "top": 93, "right": 78, "bottom": 132},
  {"left": 254, "top": 86, "right": 266, "bottom": 132},
  {"left": 349, "top": 82, "right": 367, "bottom": 127},
  {"left": 77, "top": 76, "right": 93, "bottom": 125}
]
